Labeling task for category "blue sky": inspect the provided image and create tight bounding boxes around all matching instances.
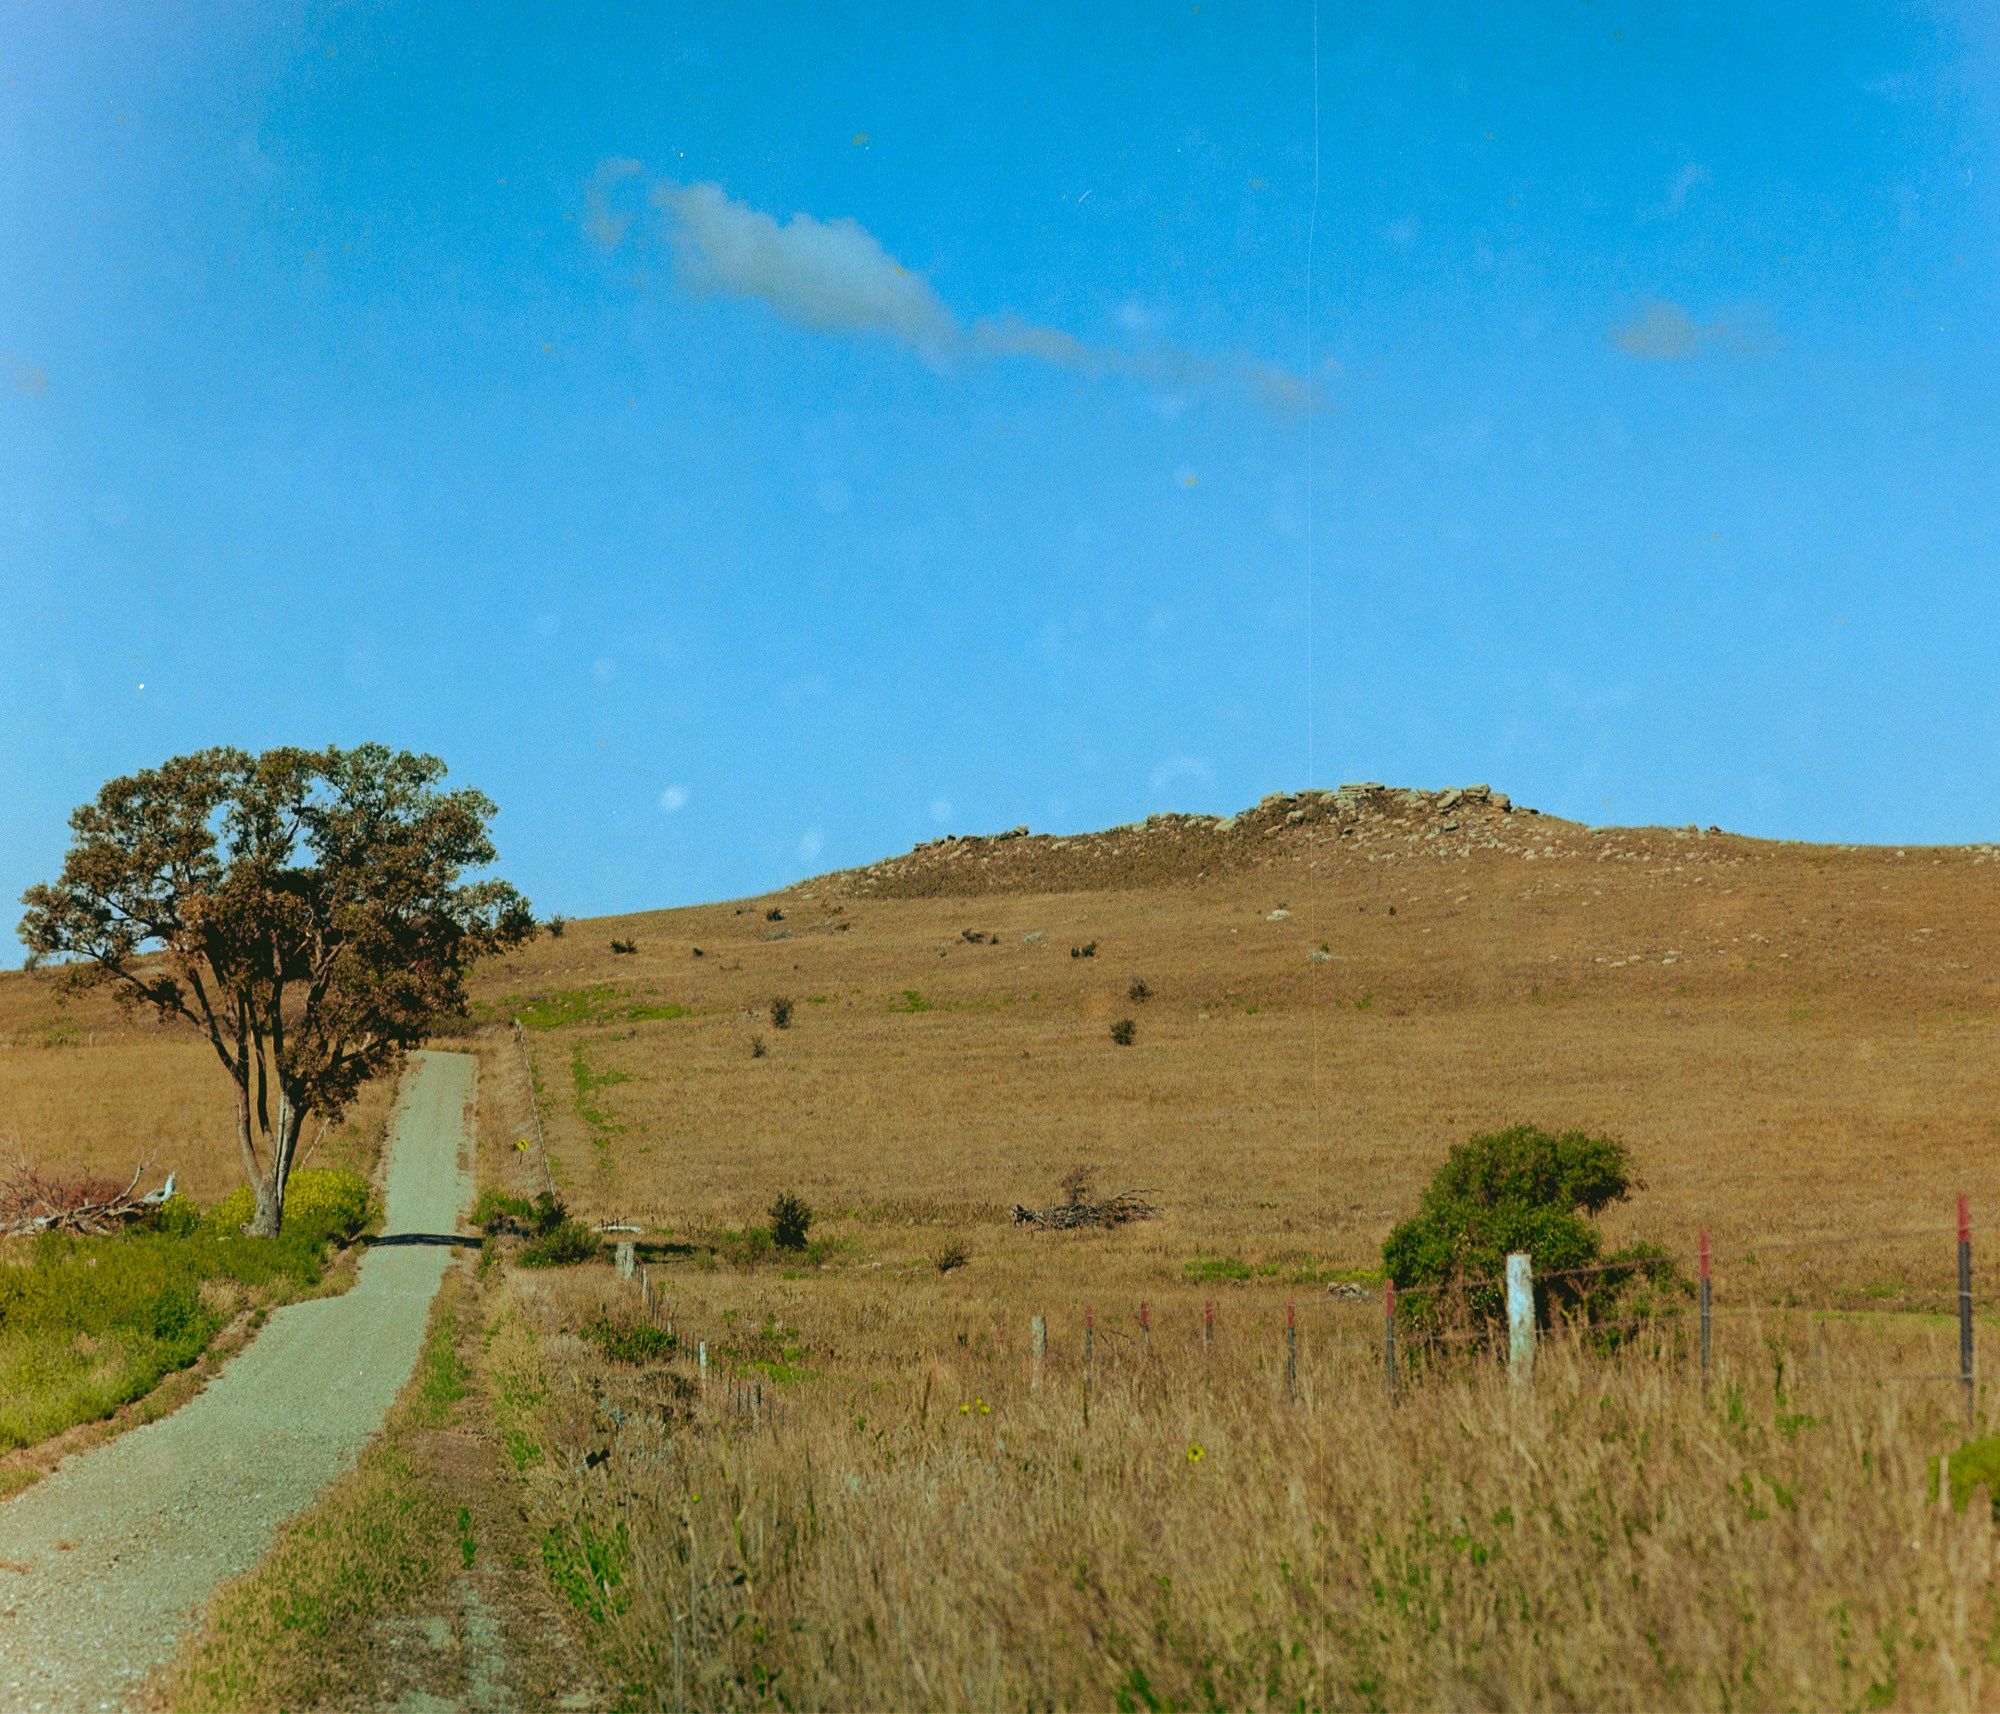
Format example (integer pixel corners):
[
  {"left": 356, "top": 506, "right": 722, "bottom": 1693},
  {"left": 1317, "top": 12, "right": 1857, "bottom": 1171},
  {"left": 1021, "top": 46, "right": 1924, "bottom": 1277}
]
[{"left": 4, "top": 2, "right": 1997, "bottom": 928}]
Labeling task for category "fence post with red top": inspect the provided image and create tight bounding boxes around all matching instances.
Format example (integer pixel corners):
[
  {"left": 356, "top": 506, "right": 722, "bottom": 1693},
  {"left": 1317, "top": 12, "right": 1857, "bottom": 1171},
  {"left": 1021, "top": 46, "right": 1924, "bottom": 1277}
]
[
  {"left": 1959, "top": 1196, "right": 1974, "bottom": 1431},
  {"left": 1698, "top": 1229, "right": 1711, "bottom": 1387},
  {"left": 1384, "top": 1278, "right": 1397, "bottom": 1404}
]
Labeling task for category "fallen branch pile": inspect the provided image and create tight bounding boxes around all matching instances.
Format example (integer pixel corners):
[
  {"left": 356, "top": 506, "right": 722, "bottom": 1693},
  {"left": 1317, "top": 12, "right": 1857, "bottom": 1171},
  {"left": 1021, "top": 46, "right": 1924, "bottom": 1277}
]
[
  {"left": 1012, "top": 1189, "right": 1158, "bottom": 1231},
  {"left": 0, "top": 1158, "right": 176, "bottom": 1237}
]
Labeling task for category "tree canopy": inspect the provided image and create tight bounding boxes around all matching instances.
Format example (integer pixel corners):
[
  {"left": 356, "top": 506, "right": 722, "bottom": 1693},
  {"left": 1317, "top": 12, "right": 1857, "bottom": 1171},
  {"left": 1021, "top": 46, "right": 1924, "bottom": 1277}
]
[{"left": 20, "top": 745, "right": 533, "bottom": 1234}]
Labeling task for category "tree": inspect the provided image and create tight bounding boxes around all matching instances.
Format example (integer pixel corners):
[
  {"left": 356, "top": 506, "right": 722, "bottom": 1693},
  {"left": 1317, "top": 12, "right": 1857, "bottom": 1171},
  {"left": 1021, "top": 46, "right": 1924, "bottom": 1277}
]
[
  {"left": 1382, "top": 1125, "right": 1681, "bottom": 1346},
  {"left": 20, "top": 745, "right": 533, "bottom": 1235}
]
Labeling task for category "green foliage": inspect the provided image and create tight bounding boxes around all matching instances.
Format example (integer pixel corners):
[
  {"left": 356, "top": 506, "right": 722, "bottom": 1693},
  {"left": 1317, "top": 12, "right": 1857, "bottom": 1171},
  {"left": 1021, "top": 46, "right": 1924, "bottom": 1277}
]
[
  {"left": 0, "top": 1214, "right": 345, "bottom": 1452},
  {"left": 586, "top": 1314, "right": 678, "bottom": 1364},
  {"left": 543, "top": 1518, "right": 630, "bottom": 1623},
  {"left": 545, "top": 914, "right": 567, "bottom": 938},
  {"left": 1382, "top": 1125, "right": 1682, "bottom": 1346},
  {"left": 1109, "top": 1017, "right": 1137, "bottom": 1046},
  {"left": 888, "top": 989, "right": 932, "bottom": 1014},
  {"left": 768, "top": 1191, "right": 813, "bottom": 1251},
  {"left": 518, "top": 1218, "right": 600, "bottom": 1268},
  {"left": 471, "top": 1187, "right": 570, "bottom": 1238},
  {"left": 512, "top": 985, "right": 688, "bottom": 1030},
  {"left": 1942, "top": 1434, "right": 2000, "bottom": 1513},
  {"left": 204, "top": 1168, "right": 373, "bottom": 1244}
]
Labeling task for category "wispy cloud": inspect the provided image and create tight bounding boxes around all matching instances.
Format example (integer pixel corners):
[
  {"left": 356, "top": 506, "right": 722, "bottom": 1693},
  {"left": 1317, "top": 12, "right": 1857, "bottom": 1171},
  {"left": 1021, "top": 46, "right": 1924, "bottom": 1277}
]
[
  {"left": 590, "top": 167, "right": 1322, "bottom": 414},
  {"left": 1612, "top": 299, "right": 1777, "bottom": 362},
  {"left": 659, "top": 785, "right": 688, "bottom": 813}
]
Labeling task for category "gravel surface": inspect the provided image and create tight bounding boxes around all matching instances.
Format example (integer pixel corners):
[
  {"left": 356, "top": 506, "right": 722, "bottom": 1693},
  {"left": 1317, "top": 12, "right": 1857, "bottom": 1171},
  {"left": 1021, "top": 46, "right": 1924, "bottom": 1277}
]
[{"left": 0, "top": 1050, "right": 475, "bottom": 1713}]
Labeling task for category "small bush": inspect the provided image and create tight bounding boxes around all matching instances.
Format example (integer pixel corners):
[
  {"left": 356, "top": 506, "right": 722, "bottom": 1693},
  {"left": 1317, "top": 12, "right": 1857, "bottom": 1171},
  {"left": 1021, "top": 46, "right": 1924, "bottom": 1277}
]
[
  {"left": 609, "top": 938, "right": 638, "bottom": 955},
  {"left": 1383, "top": 1125, "right": 1682, "bottom": 1347},
  {"left": 1128, "top": 978, "right": 1152, "bottom": 1002},
  {"left": 1110, "top": 1018, "right": 1136, "bottom": 1047},
  {"left": 1071, "top": 941, "right": 1097, "bottom": 959},
  {"left": 545, "top": 914, "right": 567, "bottom": 938},
  {"left": 768, "top": 1192, "right": 813, "bottom": 1252},
  {"left": 519, "top": 1218, "right": 600, "bottom": 1268},
  {"left": 750, "top": 1034, "right": 767, "bottom": 1059},
  {"left": 935, "top": 1241, "right": 969, "bottom": 1274},
  {"left": 586, "top": 1314, "right": 677, "bottom": 1365},
  {"left": 770, "top": 996, "right": 794, "bottom": 1030},
  {"left": 765, "top": 906, "right": 785, "bottom": 922}
]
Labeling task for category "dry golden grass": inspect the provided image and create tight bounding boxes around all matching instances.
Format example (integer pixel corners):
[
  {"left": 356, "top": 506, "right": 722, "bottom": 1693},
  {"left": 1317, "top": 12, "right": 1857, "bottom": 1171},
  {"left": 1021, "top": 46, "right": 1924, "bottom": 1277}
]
[
  {"left": 501, "top": 1259, "right": 2000, "bottom": 1712},
  {"left": 0, "top": 971, "right": 398, "bottom": 1206},
  {"left": 471, "top": 798, "right": 2000, "bottom": 1308}
]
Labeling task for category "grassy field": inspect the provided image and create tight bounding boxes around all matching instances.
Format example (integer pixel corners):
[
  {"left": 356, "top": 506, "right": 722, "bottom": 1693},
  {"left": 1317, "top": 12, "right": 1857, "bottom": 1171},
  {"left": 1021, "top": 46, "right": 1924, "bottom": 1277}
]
[{"left": 20, "top": 783, "right": 2000, "bottom": 1707}]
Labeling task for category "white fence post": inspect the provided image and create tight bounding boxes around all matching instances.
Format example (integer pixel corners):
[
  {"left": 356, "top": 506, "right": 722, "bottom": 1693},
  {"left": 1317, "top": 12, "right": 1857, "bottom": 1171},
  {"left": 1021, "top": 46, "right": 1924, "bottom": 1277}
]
[{"left": 1506, "top": 1252, "right": 1535, "bottom": 1385}]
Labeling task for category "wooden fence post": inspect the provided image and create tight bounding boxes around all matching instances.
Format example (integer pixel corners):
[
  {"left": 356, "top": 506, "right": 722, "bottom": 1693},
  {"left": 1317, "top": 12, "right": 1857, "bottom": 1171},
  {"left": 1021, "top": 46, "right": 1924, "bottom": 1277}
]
[
  {"left": 1083, "top": 1304, "right": 1094, "bottom": 1425},
  {"left": 1384, "top": 1278, "right": 1397, "bottom": 1403},
  {"left": 1698, "top": 1228, "right": 1711, "bottom": 1387},
  {"left": 1506, "top": 1253, "right": 1535, "bottom": 1386},
  {"left": 1959, "top": 1195, "right": 1974, "bottom": 1431}
]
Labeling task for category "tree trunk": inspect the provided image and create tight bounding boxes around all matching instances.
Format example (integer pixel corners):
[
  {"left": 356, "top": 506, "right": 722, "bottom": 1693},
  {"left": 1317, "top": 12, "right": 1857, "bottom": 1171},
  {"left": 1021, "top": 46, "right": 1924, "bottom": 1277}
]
[{"left": 246, "top": 1164, "right": 285, "bottom": 1237}]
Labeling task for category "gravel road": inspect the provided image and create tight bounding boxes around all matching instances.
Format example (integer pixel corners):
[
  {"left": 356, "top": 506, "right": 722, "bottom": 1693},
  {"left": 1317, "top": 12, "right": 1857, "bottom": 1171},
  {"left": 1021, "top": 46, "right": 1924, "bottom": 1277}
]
[{"left": 0, "top": 1050, "right": 475, "bottom": 1713}]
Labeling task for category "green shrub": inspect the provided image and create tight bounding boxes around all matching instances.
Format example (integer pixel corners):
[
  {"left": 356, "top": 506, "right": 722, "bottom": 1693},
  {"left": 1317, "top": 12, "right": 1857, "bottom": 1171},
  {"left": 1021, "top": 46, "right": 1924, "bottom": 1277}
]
[
  {"left": 770, "top": 996, "right": 794, "bottom": 1030},
  {"left": 1110, "top": 1018, "right": 1136, "bottom": 1046},
  {"left": 1382, "top": 1125, "right": 1682, "bottom": 1347},
  {"left": 587, "top": 1314, "right": 677, "bottom": 1364},
  {"left": 768, "top": 1192, "right": 813, "bottom": 1252},
  {"left": 519, "top": 1218, "right": 600, "bottom": 1268},
  {"left": 203, "top": 1168, "right": 373, "bottom": 1243}
]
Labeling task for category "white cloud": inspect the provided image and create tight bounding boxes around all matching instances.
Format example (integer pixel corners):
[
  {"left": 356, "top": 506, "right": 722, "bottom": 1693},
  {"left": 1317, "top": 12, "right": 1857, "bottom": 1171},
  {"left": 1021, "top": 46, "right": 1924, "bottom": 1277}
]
[
  {"left": 659, "top": 785, "right": 688, "bottom": 812},
  {"left": 1150, "top": 754, "right": 1215, "bottom": 794},
  {"left": 1612, "top": 299, "right": 1776, "bottom": 362},
  {"left": 656, "top": 180, "right": 956, "bottom": 353},
  {"left": 583, "top": 156, "right": 644, "bottom": 248},
  {"left": 797, "top": 827, "right": 825, "bottom": 862},
  {"left": 594, "top": 168, "right": 1321, "bottom": 415}
]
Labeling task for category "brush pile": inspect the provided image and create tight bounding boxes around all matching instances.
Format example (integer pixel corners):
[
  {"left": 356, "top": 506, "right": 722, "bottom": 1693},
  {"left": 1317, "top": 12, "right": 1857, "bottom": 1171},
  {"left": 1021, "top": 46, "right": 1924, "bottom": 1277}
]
[
  {"left": 0, "top": 1158, "right": 175, "bottom": 1237},
  {"left": 1012, "top": 1188, "right": 1158, "bottom": 1231}
]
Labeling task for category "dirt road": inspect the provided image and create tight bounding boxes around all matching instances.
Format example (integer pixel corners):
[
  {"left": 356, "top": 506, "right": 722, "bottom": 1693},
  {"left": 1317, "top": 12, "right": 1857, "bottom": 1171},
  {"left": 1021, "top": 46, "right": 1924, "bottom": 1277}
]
[{"left": 0, "top": 1050, "right": 475, "bottom": 1713}]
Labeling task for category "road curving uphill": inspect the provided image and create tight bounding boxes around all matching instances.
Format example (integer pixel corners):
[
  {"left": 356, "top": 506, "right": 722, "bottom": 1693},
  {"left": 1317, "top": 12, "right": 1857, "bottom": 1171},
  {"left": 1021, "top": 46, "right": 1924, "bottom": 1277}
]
[{"left": 0, "top": 1049, "right": 475, "bottom": 1713}]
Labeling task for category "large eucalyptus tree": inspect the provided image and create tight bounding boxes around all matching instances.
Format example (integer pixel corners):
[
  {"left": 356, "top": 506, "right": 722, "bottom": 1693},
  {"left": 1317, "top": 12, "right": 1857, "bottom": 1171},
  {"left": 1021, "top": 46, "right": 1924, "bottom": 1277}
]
[{"left": 20, "top": 745, "right": 533, "bottom": 1234}]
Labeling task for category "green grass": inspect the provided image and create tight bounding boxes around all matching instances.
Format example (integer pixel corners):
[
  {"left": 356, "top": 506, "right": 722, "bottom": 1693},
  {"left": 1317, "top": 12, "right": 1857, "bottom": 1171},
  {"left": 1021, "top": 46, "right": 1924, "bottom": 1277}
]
[
  {"left": 569, "top": 1044, "right": 630, "bottom": 1146},
  {"left": 888, "top": 989, "right": 933, "bottom": 1013},
  {"left": 510, "top": 984, "right": 691, "bottom": 1031},
  {"left": 0, "top": 1202, "right": 359, "bottom": 1453}
]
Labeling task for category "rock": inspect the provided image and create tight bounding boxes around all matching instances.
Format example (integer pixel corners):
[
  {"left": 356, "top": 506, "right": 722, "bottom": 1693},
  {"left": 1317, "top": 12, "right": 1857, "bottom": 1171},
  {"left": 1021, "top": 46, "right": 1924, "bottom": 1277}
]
[
  {"left": 1022, "top": 931, "right": 1044, "bottom": 943},
  {"left": 1267, "top": 908, "right": 1291, "bottom": 921}
]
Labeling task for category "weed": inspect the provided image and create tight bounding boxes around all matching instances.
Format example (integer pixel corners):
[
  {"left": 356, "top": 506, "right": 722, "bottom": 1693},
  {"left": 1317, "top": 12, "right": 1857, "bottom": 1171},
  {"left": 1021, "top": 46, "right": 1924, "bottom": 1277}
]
[
  {"left": 1110, "top": 1018, "right": 1136, "bottom": 1047},
  {"left": 518, "top": 1219, "right": 600, "bottom": 1269},
  {"left": 935, "top": 1241, "right": 969, "bottom": 1274},
  {"left": 1128, "top": 978, "right": 1152, "bottom": 1002},
  {"left": 750, "top": 1035, "right": 767, "bottom": 1059},
  {"left": 545, "top": 915, "right": 567, "bottom": 939},
  {"left": 609, "top": 939, "right": 638, "bottom": 956},
  {"left": 1071, "top": 941, "right": 1098, "bottom": 959},
  {"left": 770, "top": 996, "right": 794, "bottom": 1030}
]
